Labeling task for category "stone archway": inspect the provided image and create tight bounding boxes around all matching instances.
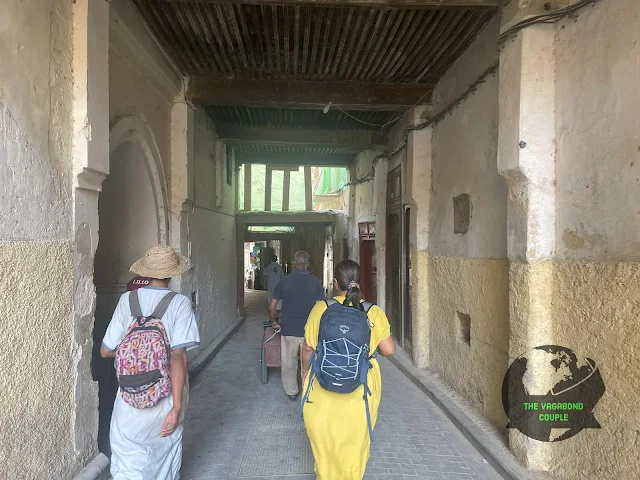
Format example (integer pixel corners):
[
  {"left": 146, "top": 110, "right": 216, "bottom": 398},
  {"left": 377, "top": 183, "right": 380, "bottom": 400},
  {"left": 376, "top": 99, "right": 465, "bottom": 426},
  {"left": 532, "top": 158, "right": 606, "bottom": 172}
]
[{"left": 108, "top": 113, "right": 170, "bottom": 244}]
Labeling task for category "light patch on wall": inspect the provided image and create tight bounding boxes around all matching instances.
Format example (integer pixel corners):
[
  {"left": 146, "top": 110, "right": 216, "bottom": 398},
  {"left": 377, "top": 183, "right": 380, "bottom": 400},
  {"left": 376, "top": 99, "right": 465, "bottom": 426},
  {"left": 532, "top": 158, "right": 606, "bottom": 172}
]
[
  {"left": 456, "top": 311, "right": 471, "bottom": 346},
  {"left": 453, "top": 194, "right": 472, "bottom": 235}
]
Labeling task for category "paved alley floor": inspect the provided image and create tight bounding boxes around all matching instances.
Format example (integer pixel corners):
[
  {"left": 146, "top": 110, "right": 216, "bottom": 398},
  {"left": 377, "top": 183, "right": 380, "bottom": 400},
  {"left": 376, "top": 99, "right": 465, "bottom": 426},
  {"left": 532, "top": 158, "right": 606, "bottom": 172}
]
[{"left": 181, "top": 290, "right": 501, "bottom": 480}]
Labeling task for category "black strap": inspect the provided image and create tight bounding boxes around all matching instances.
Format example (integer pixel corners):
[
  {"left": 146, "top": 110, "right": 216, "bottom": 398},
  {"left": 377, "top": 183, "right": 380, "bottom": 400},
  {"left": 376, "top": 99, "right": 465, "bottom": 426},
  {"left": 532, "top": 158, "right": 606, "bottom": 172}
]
[
  {"left": 326, "top": 298, "right": 375, "bottom": 314},
  {"left": 151, "top": 291, "right": 178, "bottom": 318},
  {"left": 129, "top": 290, "right": 177, "bottom": 319},
  {"left": 129, "top": 289, "right": 143, "bottom": 317}
]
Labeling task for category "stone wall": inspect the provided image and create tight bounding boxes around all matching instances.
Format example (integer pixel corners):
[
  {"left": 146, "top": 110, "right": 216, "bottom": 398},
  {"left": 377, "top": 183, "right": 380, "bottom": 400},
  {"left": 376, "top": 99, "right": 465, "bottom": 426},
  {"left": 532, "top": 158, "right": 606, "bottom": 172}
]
[
  {"left": 346, "top": 150, "right": 378, "bottom": 263},
  {"left": 0, "top": 0, "right": 82, "bottom": 478},
  {"left": 497, "top": 1, "right": 640, "bottom": 477},
  {"left": 527, "top": 1, "right": 639, "bottom": 477},
  {"left": 182, "top": 108, "right": 238, "bottom": 352},
  {"left": 428, "top": 17, "right": 509, "bottom": 426}
]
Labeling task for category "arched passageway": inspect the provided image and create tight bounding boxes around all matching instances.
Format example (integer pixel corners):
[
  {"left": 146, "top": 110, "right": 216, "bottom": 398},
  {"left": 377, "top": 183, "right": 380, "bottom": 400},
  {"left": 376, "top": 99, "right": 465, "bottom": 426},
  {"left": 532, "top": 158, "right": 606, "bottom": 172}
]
[{"left": 91, "top": 133, "right": 166, "bottom": 454}]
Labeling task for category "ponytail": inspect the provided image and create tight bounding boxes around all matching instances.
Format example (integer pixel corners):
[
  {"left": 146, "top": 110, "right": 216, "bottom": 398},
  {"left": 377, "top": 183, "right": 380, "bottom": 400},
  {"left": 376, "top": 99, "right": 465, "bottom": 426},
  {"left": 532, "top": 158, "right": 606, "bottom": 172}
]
[
  {"left": 344, "top": 283, "right": 364, "bottom": 311},
  {"left": 334, "top": 260, "right": 363, "bottom": 311}
]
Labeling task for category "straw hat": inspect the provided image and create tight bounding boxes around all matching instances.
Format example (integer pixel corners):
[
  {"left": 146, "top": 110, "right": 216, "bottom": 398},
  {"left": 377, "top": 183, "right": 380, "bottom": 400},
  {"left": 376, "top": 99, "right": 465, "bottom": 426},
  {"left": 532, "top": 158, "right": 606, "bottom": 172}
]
[{"left": 130, "top": 244, "right": 189, "bottom": 279}]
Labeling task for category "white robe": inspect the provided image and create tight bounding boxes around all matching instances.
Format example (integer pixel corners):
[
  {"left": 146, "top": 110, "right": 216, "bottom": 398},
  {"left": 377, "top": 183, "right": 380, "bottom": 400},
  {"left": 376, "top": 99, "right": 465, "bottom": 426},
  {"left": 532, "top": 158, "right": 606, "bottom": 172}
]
[{"left": 103, "top": 286, "right": 200, "bottom": 480}]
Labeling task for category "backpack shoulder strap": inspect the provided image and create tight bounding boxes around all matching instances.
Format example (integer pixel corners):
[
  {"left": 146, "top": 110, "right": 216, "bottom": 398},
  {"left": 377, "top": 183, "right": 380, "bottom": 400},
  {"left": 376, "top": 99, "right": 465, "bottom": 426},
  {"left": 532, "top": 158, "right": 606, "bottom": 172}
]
[
  {"left": 324, "top": 298, "right": 338, "bottom": 308},
  {"left": 129, "top": 289, "right": 143, "bottom": 318},
  {"left": 151, "top": 291, "right": 178, "bottom": 319},
  {"left": 362, "top": 301, "right": 375, "bottom": 314}
]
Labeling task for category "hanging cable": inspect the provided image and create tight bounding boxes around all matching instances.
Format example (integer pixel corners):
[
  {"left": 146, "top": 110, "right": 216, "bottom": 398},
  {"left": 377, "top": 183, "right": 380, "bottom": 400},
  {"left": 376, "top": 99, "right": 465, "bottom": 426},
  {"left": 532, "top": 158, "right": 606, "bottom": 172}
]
[
  {"left": 498, "top": 0, "right": 600, "bottom": 46},
  {"left": 344, "top": 0, "right": 601, "bottom": 188},
  {"left": 342, "top": 61, "right": 498, "bottom": 190},
  {"left": 328, "top": 87, "right": 434, "bottom": 131}
]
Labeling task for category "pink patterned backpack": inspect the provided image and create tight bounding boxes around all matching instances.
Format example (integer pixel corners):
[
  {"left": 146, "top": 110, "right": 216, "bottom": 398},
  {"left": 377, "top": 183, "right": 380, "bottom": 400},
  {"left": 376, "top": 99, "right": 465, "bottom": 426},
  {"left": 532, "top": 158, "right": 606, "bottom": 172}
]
[{"left": 115, "top": 289, "right": 176, "bottom": 408}]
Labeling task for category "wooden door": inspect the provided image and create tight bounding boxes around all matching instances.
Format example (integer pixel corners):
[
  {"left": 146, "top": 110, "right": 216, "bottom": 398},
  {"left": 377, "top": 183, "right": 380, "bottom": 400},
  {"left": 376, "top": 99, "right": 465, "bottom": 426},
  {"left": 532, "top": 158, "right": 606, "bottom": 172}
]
[{"left": 359, "top": 238, "right": 376, "bottom": 303}]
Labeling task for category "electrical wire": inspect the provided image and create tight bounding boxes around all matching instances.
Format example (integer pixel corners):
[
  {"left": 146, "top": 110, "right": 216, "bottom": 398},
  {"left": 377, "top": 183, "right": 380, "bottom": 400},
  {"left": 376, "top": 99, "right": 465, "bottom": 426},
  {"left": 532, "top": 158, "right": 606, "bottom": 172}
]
[
  {"left": 331, "top": 87, "right": 435, "bottom": 131},
  {"left": 342, "top": 61, "right": 498, "bottom": 190},
  {"left": 344, "top": 0, "right": 600, "bottom": 188},
  {"left": 498, "top": 0, "right": 600, "bottom": 46}
]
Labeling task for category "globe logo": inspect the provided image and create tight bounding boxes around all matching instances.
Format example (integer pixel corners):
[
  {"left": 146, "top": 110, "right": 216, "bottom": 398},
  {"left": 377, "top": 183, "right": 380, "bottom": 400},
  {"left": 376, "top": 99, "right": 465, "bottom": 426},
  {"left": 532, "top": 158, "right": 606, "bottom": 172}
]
[{"left": 501, "top": 345, "right": 605, "bottom": 442}]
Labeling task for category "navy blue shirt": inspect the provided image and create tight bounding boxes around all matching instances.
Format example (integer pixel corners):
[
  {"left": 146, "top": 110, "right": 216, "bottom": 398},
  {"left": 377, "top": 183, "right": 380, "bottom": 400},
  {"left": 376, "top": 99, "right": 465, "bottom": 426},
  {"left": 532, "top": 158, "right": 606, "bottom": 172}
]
[{"left": 272, "top": 269, "right": 325, "bottom": 337}]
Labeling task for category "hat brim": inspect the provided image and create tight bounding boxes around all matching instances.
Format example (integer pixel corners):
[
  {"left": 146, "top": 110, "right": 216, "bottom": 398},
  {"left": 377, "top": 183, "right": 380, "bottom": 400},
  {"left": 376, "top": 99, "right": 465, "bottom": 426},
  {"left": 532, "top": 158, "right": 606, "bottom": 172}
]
[{"left": 129, "top": 253, "right": 189, "bottom": 279}]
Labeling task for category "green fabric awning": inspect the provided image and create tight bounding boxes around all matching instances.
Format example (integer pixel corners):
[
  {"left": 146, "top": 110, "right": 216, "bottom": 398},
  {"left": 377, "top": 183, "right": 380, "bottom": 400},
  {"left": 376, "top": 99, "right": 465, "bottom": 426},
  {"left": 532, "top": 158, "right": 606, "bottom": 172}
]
[{"left": 315, "top": 168, "right": 347, "bottom": 195}]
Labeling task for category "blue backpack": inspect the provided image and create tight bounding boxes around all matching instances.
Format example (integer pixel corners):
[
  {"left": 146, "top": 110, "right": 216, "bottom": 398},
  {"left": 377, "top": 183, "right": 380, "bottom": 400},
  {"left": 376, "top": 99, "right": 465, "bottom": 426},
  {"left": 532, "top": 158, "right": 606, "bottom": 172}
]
[{"left": 298, "top": 299, "right": 377, "bottom": 440}]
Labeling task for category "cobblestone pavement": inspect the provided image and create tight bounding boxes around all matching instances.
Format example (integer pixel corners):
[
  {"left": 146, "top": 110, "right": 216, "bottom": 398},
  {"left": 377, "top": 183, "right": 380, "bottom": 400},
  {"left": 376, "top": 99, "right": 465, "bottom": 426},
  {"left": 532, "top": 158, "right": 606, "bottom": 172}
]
[{"left": 181, "top": 290, "right": 501, "bottom": 480}]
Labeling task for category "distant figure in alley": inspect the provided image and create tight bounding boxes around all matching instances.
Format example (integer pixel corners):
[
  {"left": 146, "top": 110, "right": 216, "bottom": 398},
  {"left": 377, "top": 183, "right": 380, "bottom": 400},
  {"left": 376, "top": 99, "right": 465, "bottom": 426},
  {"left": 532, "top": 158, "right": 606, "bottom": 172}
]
[
  {"left": 269, "top": 251, "right": 325, "bottom": 401},
  {"left": 263, "top": 254, "right": 285, "bottom": 305},
  {"left": 301, "top": 259, "right": 395, "bottom": 480},
  {"left": 100, "top": 244, "right": 200, "bottom": 479}
]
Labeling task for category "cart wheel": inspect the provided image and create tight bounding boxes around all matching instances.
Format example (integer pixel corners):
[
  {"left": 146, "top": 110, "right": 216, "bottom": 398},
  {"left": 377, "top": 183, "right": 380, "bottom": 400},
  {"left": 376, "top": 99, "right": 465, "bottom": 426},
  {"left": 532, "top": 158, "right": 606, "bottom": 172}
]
[{"left": 261, "top": 340, "right": 269, "bottom": 384}]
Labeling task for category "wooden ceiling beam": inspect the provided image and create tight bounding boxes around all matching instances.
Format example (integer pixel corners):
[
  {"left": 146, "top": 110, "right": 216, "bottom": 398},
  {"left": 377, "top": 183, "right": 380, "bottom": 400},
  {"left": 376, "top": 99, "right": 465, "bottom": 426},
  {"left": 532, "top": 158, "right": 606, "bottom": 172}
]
[
  {"left": 217, "top": 124, "right": 388, "bottom": 148},
  {"left": 235, "top": 151, "right": 354, "bottom": 167},
  {"left": 237, "top": 211, "right": 337, "bottom": 225},
  {"left": 187, "top": 76, "right": 435, "bottom": 111},
  {"left": 165, "top": 0, "right": 500, "bottom": 11}
]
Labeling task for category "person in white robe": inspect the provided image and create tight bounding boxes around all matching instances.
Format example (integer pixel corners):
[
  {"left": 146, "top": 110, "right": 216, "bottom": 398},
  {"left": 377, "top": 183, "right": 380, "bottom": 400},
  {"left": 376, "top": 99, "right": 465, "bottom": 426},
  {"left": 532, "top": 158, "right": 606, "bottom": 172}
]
[{"left": 101, "top": 245, "right": 200, "bottom": 480}]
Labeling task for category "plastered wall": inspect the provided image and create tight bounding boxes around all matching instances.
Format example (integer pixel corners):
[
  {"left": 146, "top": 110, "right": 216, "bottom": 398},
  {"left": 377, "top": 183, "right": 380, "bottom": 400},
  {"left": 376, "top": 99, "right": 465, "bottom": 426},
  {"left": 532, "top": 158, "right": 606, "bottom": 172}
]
[
  {"left": 0, "top": 0, "right": 83, "bottom": 477},
  {"left": 346, "top": 150, "right": 377, "bottom": 263},
  {"left": 95, "top": 142, "right": 159, "bottom": 285},
  {"left": 109, "top": 0, "right": 180, "bottom": 201},
  {"left": 0, "top": 0, "right": 73, "bottom": 241},
  {"left": 554, "top": 0, "right": 640, "bottom": 263},
  {"left": 183, "top": 108, "right": 238, "bottom": 351},
  {"left": 522, "top": 1, "right": 640, "bottom": 477},
  {"left": 426, "top": 17, "right": 509, "bottom": 426}
]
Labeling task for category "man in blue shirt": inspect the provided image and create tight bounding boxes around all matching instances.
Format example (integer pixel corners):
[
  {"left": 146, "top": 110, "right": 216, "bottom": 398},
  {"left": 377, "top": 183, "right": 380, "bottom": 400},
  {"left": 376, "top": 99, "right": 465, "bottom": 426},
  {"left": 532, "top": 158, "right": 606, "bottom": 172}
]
[{"left": 269, "top": 251, "right": 325, "bottom": 400}]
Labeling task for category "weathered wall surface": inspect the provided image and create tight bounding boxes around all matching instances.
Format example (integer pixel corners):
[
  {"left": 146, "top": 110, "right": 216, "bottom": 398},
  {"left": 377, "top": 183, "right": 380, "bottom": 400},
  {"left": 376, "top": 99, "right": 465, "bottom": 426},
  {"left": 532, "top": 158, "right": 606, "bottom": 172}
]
[
  {"left": 555, "top": 0, "right": 640, "bottom": 262},
  {"left": 187, "top": 208, "right": 237, "bottom": 348},
  {"left": 184, "top": 108, "right": 238, "bottom": 351},
  {"left": 523, "top": 1, "right": 640, "bottom": 478},
  {"left": 109, "top": 47, "right": 172, "bottom": 192},
  {"left": 427, "top": 17, "right": 509, "bottom": 426},
  {"left": 0, "top": 244, "right": 76, "bottom": 478},
  {"left": 346, "top": 150, "right": 377, "bottom": 263},
  {"left": 508, "top": 261, "right": 640, "bottom": 479},
  {"left": 109, "top": 0, "right": 180, "bottom": 202},
  {"left": 95, "top": 142, "right": 159, "bottom": 285},
  {"left": 0, "top": 0, "right": 73, "bottom": 240},
  {"left": 0, "top": 0, "right": 82, "bottom": 477}
]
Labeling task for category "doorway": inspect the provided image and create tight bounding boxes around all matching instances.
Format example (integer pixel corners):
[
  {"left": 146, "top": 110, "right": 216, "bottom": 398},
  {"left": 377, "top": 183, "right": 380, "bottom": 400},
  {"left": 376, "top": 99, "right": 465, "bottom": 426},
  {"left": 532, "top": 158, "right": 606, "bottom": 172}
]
[
  {"left": 403, "top": 206, "right": 412, "bottom": 352},
  {"left": 386, "top": 166, "right": 403, "bottom": 342},
  {"left": 358, "top": 222, "right": 376, "bottom": 303},
  {"left": 385, "top": 165, "right": 411, "bottom": 351}
]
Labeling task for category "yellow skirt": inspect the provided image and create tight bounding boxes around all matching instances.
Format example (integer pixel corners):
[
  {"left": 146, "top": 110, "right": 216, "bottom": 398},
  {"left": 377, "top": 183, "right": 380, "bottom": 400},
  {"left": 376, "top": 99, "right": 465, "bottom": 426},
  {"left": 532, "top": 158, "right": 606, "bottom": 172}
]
[{"left": 302, "top": 361, "right": 382, "bottom": 480}]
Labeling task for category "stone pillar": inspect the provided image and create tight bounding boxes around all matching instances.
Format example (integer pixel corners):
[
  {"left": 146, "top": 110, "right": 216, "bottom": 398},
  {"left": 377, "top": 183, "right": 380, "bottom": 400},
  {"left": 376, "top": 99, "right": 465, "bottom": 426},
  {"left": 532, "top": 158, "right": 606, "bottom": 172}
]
[
  {"left": 169, "top": 96, "right": 193, "bottom": 295},
  {"left": 405, "top": 111, "right": 433, "bottom": 369},
  {"left": 72, "top": 0, "right": 109, "bottom": 468},
  {"left": 497, "top": 12, "right": 557, "bottom": 471}
]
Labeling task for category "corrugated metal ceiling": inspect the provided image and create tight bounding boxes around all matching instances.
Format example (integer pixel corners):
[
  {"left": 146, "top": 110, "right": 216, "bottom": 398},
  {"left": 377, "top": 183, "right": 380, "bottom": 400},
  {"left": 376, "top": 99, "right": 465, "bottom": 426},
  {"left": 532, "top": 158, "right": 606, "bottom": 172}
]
[
  {"left": 207, "top": 106, "right": 402, "bottom": 131},
  {"left": 231, "top": 143, "right": 364, "bottom": 155},
  {"left": 130, "top": 1, "right": 494, "bottom": 83}
]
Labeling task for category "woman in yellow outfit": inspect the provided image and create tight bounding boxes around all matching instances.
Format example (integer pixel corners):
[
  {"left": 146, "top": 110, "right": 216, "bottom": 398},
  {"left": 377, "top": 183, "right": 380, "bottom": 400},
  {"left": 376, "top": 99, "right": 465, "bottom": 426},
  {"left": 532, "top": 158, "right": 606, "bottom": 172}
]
[{"left": 301, "top": 260, "right": 396, "bottom": 480}]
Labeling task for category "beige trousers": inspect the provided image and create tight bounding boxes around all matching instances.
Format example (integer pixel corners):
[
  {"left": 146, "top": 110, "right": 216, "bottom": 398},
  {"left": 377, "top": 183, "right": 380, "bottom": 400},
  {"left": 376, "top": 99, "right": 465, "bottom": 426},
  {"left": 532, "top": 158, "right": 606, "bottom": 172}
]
[{"left": 281, "top": 335, "right": 303, "bottom": 396}]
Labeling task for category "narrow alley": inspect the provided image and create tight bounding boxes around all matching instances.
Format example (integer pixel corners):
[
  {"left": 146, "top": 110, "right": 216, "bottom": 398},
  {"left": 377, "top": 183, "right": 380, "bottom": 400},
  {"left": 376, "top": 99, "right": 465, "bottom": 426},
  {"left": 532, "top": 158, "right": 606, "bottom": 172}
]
[
  {"left": 181, "top": 291, "right": 501, "bottom": 480},
  {"left": 3, "top": 0, "right": 639, "bottom": 479}
]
